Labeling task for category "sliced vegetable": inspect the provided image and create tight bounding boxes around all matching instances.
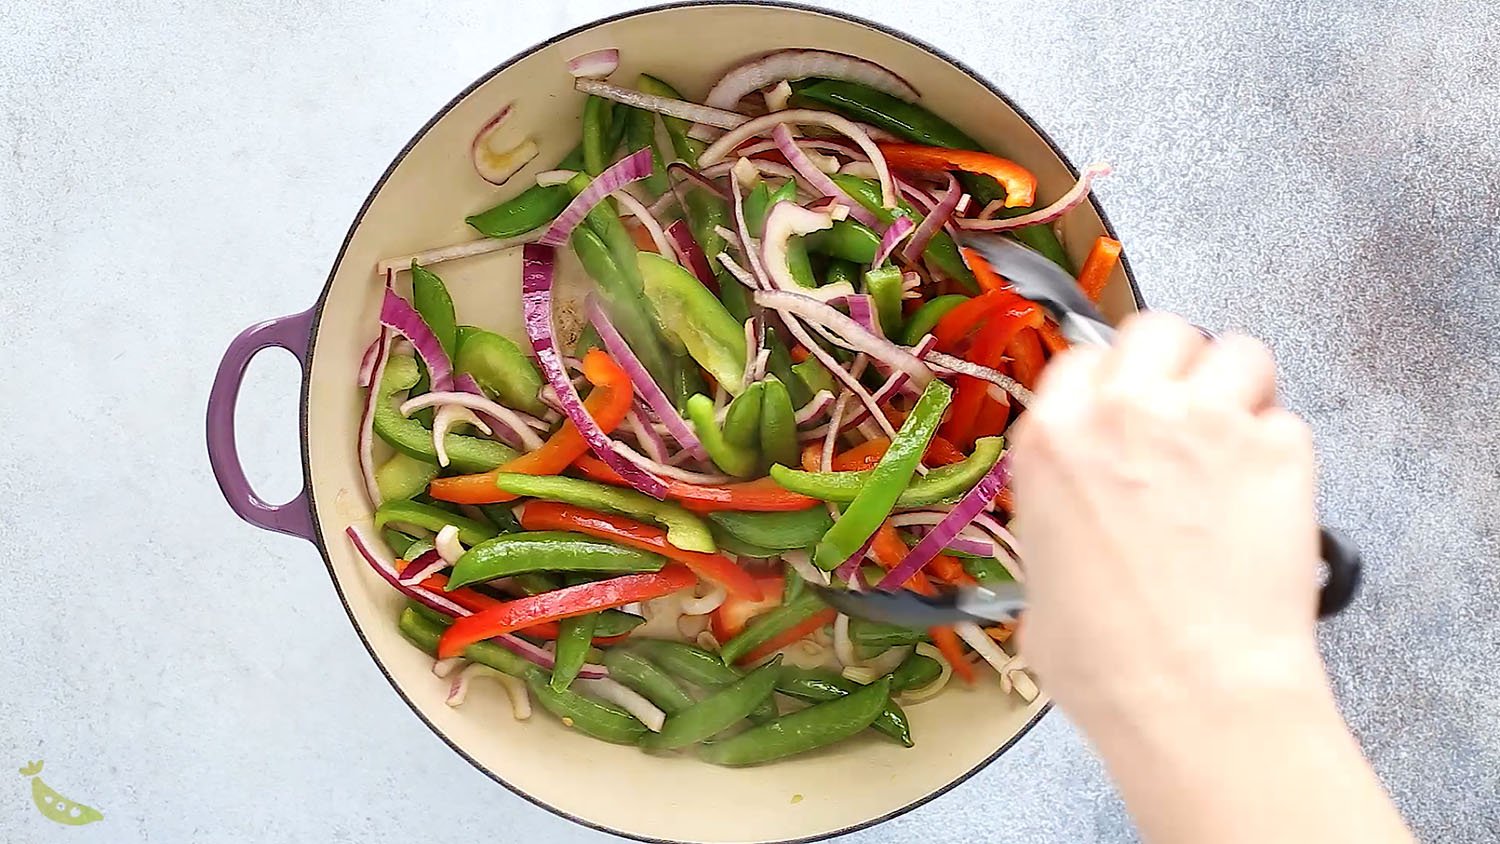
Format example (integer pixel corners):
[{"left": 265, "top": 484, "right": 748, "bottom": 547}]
[
  {"left": 495, "top": 473, "right": 715, "bottom": 554},
  {"left": 447, "top": 531, "right": 666, "bottom": 588},
  {"left": 639, "top": 252, "right": 748, "bottom": 393},
  {"left": 771, "top": 436, "right": 1004, "bottom": 507},
  {"left": 699, "top": 677, "right": 892, "bottom": 766}
]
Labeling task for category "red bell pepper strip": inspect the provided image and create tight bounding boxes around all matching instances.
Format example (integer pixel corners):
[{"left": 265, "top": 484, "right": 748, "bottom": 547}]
[
  {"left": 519, "top": 501, "right": 764, "bottom": 600},
  {"left": 829, "top": 436, "right": 969, "bottom": 471},
  {"left": 1038, "top": 321, "right": 1071, "bottom": 355},
  {"left": 1077, "top": 236, "right": 1123, "bottom": 302},
  {"left": 437, "top": 565, "right": 697, "bottom": 658},
  {"left": 737, "top": 608, "right": 838, "bottom": 665},
  {"left": 573, "top": 455, "right": 820, "bottom": 512},
  {"left": 929, "top": 625, "right": 976, "bottom": 685},
  {"left": 932, "top": 289, "right": 1033, "bottom": 352},
  {"left": 1006, "top": 328, "right": 1047, "bottom": 390},
  {"left": 928, "top": 553, "right": 976, "bottom": 586},
  {"left": 943, "top": 303, "right": 1041, "bottom": 449},
  {"left": 878, "top": 143, "right": 1037, "bottom": 209},
  {"left": 962, "top": 247, "right": 1008, "bottom": 294},
  {"left": 710, "top": 574, "right": 786, "bottom": 642},
  {"left": 408, "top": 569, "right": 627, "bottom": 644},
  {"left": 429, "top": 350, "right": 634, "bottom": 504}
]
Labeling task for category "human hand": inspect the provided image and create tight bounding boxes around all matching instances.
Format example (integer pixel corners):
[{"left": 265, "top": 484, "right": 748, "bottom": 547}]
[{"left": 1009, "top": 312, "right": 1329, "bottom": 731}]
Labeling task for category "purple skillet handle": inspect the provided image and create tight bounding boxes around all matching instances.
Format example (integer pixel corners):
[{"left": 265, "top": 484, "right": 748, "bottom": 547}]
[{"left": 206, "top": 308, "right": 318, "bottom": 541}]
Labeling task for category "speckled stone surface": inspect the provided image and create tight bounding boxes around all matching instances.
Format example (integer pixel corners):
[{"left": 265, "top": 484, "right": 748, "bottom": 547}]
[{"left": 1, "top": 1, "right": 1496, "bottom": 841}]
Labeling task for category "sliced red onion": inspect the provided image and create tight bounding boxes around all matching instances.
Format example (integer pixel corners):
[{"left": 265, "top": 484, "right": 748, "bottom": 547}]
[
  {"left": 399, "top": 548, "right": 448, "bottom": 586},
  {"left": 585, "top": 296, "right": 707, "bottom": 461},
  {"left": 901, "top": 173, "right": 961, "bottom": 263},
  {"left": 924, "top": 349, "right": 1034, "bottom": 405},
  {"left": 764, "top": 80, "right": 793, "bottom": 112},
  {"left": 873, "top": 215, "right": 916, "bottom": 267},
  {"left": 536, "top": 169, "right": 577, "bottom": 187},
  {"left": 797, "top": 334, "right": 936, "bottom": 441},
  {"left": 688, "top": 49, "right": 920, "bottom": 141},
  {"left": 772, "top": 124, "right": 878, "bottom": 228},
  {"left": 433, "top": 404, "right": 490, "bottom": 467},
  {"left": 358, "top": 336, "right": 382, "bottom": 388},
  {"left": 839, "top": 161, "right": 878, "bottom": 179},
  {"left": 574, "top": 677, "right": 666, "bottom": 732},
  {"left": 575, "top": 78, "right": 746, "bottom": 129},
  {"left": 793, "top": 389, "right": 836, "bottom": 424},
  {"left": 470, "top": 104, "right": 539, "bottom": 186},
  {"left": 891, "top": 511, "right": 1021, "bottom": 575},
  {"left": 613, "top": 189, "right": 676, "bottom": 259},
  {"left": 624, "top": 407, "right": 667, "bottom": 463},
  {"left": 797, "top": 137, "right": 865, "bottom": 161},
  {"left": 843, "top": 294, "right": 882, "bottom": 337},
  {"left": 822, "top": 393, "right": 849, "bottom": 470},
  {"left": 665, "top": 220, "right": 716, "bottom": 289},
  {"left": 400, "top": 391, "right": 545, "bottom": 451},
  {"left": 358, "top": 328, "right": 392, "bottom": 506},
  {"left": 523, "top": 244, "right": 666, "bottom": 497},
  {"left": 567, "top": 48, "right": 619, "bottom": 79},
  {"left": 538, "top": 147, "right": 655, "bottom": 248},
  {"left": 760, "top": 201, "right": 857, "bottom": 297},
  {"left": 347, "top": 525, "right": 469, "bottom": 616},
  {"left": 754, "top": 289, "right": 932, "bottom": 387},
  {"left": 876, "top": 454, "right": 1011, "bottom": 590},
  {"left": 381, "top": 284, "right": 456, "bottom": 391},
  {"left": 728, "top": 178, "right": 771, "bottom": 289},
  {"left": 447, "top": 663, "right": 533, "bottom": 717},
  {"left": 375, "top": 232, "right": 542, "bottom": 277},
  {"left": 699, "top": 110, "right": 896, "bottom": 209},
  {"left": 833, "top": 532, "right": 877, "bottom": 586},
  {"left": 963, "top": 163, "right": 1113, "bottom": 231},
  {"left": 700, "top": 158, "right": 806, "bottom": 190},
  {"left": 667, "top": 162, "right": 730, "bottom": 200}
]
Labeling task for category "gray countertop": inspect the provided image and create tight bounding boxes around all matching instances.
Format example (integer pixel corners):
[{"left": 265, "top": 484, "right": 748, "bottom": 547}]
[{"left": 1, "top": 0, "right": 1495, "bottom": 841}]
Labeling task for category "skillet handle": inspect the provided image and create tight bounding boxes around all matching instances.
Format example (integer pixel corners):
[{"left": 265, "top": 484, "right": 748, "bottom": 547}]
[
  {"left": 206, "top": 308, "right": 318, "bottom": 542},
  {"left": 1316, "top": 527, "right": 1362, "bottom": 618}
]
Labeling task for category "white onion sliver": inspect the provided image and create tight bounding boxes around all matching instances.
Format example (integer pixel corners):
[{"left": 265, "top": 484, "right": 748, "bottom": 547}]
[
  {"left": 376, "top": 232, "right": 540, "bottom": 277},
  {"left": 680, "top": 583, "right": 728, "bottom": 616},
  {"left": 402, "top": 391, "right": 544, "bottom": 451},
  {"left": 833, "top": 614, "right": 858, "bottom": 667},
  {"left": 358, "top": 328, "right": 392, "bottom": 507},
  {"left": 434, "top": 525, "right": 465, "bottom": 566},
  {"left": 575, "top": 79, "right": 746, "bottom": 129},
  {"left": 432, "top": 657, "right": 466, "bottom": 679},
  {"left": 901, "top": 642, "right": 954, "bottom": 703},
  {"left": 432, "top": 405, "right": 489, "bottom": 468},
  {"left": 574, "top": 678, "right": 667, "bottom": 732},
  {"left": 794, "top": 390, "right": 836, "bottom": 425},
  {"left": 698, "top": 109, "right": 896, "bottom": 209}
]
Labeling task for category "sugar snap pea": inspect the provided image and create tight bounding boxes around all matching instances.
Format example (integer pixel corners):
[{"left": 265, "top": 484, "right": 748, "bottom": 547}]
[
  {"left": 642, "top": 657, "right": 783, "bottom": 751},
  {"left": 776, "top": 667, "right": 913, "bottom": 746},
  {"left": 699, "top": 677, "right": 893, "bottom": 766},
  {"left": 447, "top": 531, "right": 666, "bottom": 589}
]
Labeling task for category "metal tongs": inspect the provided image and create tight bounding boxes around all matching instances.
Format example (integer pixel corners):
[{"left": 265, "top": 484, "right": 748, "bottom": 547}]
[{"left": 812, "top": 233, "right": 1362, "bottom": 629}]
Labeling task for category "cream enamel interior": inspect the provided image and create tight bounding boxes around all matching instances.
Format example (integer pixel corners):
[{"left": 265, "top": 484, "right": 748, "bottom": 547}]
[{"left": 302, "top": 5, "right": 1136, "bottom": 843}]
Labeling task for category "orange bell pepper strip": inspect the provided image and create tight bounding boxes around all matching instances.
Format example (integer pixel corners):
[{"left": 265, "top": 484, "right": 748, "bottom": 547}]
[
  {"left": 403, "top": 567, "right": 627, "bottom": 644},
  {"left": 1077, "top": 236, "right": 1123, "bottom": 302},
  {"left": 929, "top": 625, "right": 976, "bottom": 684},
  {"left": 1038, "top": 321, "right": 1071, "bottom": 355},
  {"left": 573, "top": 455, "right": 820, "bottom": 512},
  {"left": 627, "top": 222, "right": 658, "bottom": 253},
  {"left": 827, "top": 436, "right": 968, "bottom": 471},
  {"left": 437, "top": 565, "right": 697, "bottom": 658},
  {"left": 737, "top": 609, "right": 839, "bottom": 665},
  {"left": 928, "top": 553, "right": 976, "bottom": 586},
  {"left": 428, "top": 350, "right": 633, "bottom": 505},
  {"left": 519, "top": 502, "right": 763, "bottom": 601},
  {"left": 943, "top": 303, "right": 1041, "bottom": 449},
  {"left": 995, "top": 486, "right": 1016, "bottom": 514},
  {"left": 878, "top": 143, "right": 1037, "bottom": 209},
  {"left": 789, "top": 344, "right": 811, "bottom": 363},
  {"left": 961, "top": 247, "right": 1008, "bottom": 293}
]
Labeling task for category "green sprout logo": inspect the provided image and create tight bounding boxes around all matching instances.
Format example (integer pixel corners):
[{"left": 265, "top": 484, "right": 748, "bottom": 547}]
[{"left": 19, "top": 761, "right": 103, "bottom": 826}]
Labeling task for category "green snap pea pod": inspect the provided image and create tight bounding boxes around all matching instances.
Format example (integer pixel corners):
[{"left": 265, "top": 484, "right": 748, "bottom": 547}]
[
  {"left": 494, "top": 473, "right": 716, "bottom": 554},
  {"left": 743, "top": 182, "right": 773, "bottom": 237},
  {"left": 686, "top": 393, "right": 761, "bottom": 478},
  {"left": 776, "top": 667, "right": 913, "bottom": 746},
  {"left": 863, "top": 266, "right": 906, "bottom": 337},
  {"left": 793, "top": 79, "right": 1071, "bottom": 271},
  {"left": 403, "top": 538, "right": 436, "bottom": 561},
  {"left": 399, "top": 605, "right": 537, "bottom": 678},
  {"left": 639, "top": 252, "right": 748, "bottom": 393},
  {"left": 708, "top": 508, "right": 833, "bottom": 551},
  {"left": 476, "top": 503, "right": 522, "bottom": 534},
  {"left": 829, "top": 173, "right": 977, "bottom": 292},
  {"left": 961, "top": 554, "right": 1016, "bottom": 584},
  {"left": 508, "top": 571, "right": 559, "bottom": 595},
  {"left": 574, "top": 321, "right": 603, "bottom": 358},
  {"left": 465, "top": 147, "right": 584, "bottom": 238},
  {"left": 372, "top": 357, "right": 518, "bottom": 472},
  {"left": 825, "top": 258, "right": 860, "bottom": 289},
  {"left": 604, "top": 102, "right": 629, "bottom": 161},
  {"left": 762, "top": 327, "right": 809, "bottom": 406},
  {"left": 685, "top": 190, "right": 729, "bottom": 268},
  {"left": 410, "top": 264, "right": 458, "bottom": 358},
  {"left": 773, "top": 436, "right": 1004, "bottom": 508},
  {"left": 758, "top": 376, "right": 799, "bottom": 471},
  {"left": 891, "top": 652, "right": 943, "bottom": 692},
  {"left": 901, "top": 294, "right": 969, "bottom": 345},
  {"left": 637, "top": 74, "right": 705, "bottom": 164},
  {"left": 626, "top": 640, "right": 777, "bottom": 723},
  {"left": 528, "top": 672, "right": 649, "bottom": 745},
  {"left": 782, "top": 565, "right": 806, "bottom": 606},
  {"left": 374, "top": 499, "right": 498, "bottom": 547},
  {"left": 376, "top": 452, "right": 440, "bottom": 502},
  {"left": 447, "top": 531, "right": 666, "bottom": 588},
  {"left": 642, "top": 657, "right": 784, "bottom": 751},
  {"left": 454, "top": 326, "right": 547, "bottom": 416},
  {"left": 582, "top": 95, "right": 614, "bottom": 176},
  {"left": 718, "top": 274, "right": 752, "bottom": 323},
  {"left": 850, "top": 617, "right": 930, "bottom": 650},
  {"left": 624, "top": 104, "right": 669, "bottom": 197},
  {"left": 722, "top": 382, "right": 765, "bottom": 448},
  {"left": 700, "top": 677, "right": 893, "bottom": 766},
  {"left": 814, "top": 379, "right": 952, "bottom": 569},
  {"left": 804, "top": 219, "right": 880, "bottom": 264},
  {"left": 709, "top": 525, "right": 781, "bottom": 559},
  {"left": 570, "top": 225, "right": 680, "bottom": 400},
  {"left": 383, "top": 528, "right": 421, "bottom": 557},
  {"left": 718, "top": 590, "right": 830, "bottom": 666},
  {"left": 601, "top": 648, "right": 696, "bottom": 715},
  {"left": 552, "top": 576, "right": 597, "bottom": 692},
  {"left": 792, "top": 357, "right": 838, "bottom": 397}
]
